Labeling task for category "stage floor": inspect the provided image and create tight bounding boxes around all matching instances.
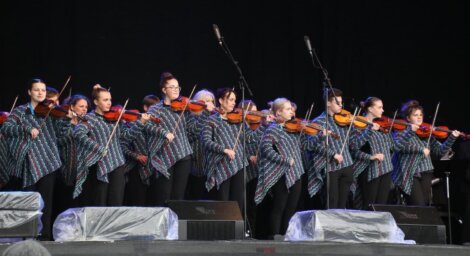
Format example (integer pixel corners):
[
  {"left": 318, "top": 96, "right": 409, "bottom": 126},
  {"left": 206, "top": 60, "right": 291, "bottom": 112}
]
[{"left": 1, "top": 240, "right": 470, "bottom": 256}]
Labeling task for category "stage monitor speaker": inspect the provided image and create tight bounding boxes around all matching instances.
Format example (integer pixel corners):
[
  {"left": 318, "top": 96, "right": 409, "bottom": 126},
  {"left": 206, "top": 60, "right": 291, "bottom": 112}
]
[
  {"left": 0, "top": 191, "right": 42, "bottom": 238},
  {"left": 370, "top": 204, "right": 446, "bottom": 244},
  {"left": 166, "top": 200, "right": 244, "bottom": 240}
]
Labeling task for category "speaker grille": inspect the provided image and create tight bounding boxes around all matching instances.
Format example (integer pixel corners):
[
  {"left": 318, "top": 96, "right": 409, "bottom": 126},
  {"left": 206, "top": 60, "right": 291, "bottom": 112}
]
[{"left": 187, "top": 221, "right": 236, "bottom": 240}]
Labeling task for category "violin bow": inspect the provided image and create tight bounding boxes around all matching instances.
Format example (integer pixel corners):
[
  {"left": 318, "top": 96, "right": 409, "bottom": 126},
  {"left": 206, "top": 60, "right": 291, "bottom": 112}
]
[
  {"left": 232, "top": 101, "right": 253, "bottom": 154},
  {"left": 38, "top": 75, "right": 71, "bottom": 129},
  {"left": 298, "top": 102, "right": 315, "bottom": 138},
  {"left": 170, "top": 84, "right": 198, "bottom": 136},
  {"left": 102, "top": 98, "right": 129, "bottom": 157},
  {"left": 9, "top": 95, "right": 19, "bottom": 113},
  {"left": 388, "top": 109, "right": 398, "bottom": 137},
  {"left": 426, "top": 102, "right": 440, "bottom": 148},
  {"left": 339, "top": 107, "right": 359, "bottom": 156}
]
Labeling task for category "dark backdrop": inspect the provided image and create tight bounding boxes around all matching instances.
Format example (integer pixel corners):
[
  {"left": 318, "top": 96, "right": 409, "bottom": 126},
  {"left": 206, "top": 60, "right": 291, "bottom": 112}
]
[{"left": 1, "top": 0, "right": 469, "bottom": 130}]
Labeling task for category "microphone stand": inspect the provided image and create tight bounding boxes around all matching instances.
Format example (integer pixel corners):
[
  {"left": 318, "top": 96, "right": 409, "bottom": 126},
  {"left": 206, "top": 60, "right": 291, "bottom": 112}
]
[
  {"left": 306, "top": 41, "right": 339, "bottom": 210},
  {"left": 217, "top": 29, "right": 254, "bottom": 239},
  {"left": 444, "top": 171, "right": 453, "bottom": 244}
]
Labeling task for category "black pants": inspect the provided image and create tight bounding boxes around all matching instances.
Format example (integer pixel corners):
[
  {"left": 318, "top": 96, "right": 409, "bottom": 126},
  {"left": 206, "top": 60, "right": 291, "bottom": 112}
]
[
  {"left": 186, "top": 174, "right": 208, "bottom": 200},
  {"left": 329, "top": 166, "right": 354, "bottom": 209},
  {"left": 78, "top": 165, "right": 126, "bottom": 206},
  {"left": 246, "top": 178, "right": 258, "bottom": 236},
  {"left": 268, "top": 177, "right": 301, "bottom": 237},
  {"left": 406, "top": 171, "right": 433, "bottom": 206},
  {"left": 25, "top": 171, "right": 56, "bottom": 241},
  {"left": 52, "top": 174, "right": 77, "bottom": 228},
  {"left": 148, "top": 156, "right": 191, "bottom": 206},
  {"left": 124, "top": 166, "right": 148, "bottom": 206},
  {"left": 359, "top": 171, "right": 392, "bottom": 209},
  {"left": 215, "top": 169, "right": 245, "bottom": 216}
]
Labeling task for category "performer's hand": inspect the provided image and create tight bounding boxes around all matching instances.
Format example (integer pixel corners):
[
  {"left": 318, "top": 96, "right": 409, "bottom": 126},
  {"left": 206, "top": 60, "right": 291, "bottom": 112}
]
[
  {"left": 30, "top": 128, "right": 39, "bottom": 139},
  {"left": 136, "top": 155, "right": 148, "bottom": 165},
  {"left": 451, "top": 130, "right": 461, "bottom": 137},
  {"left": 370, "top": 153, "right": 384, "bottom": 161},
  {"left": 333, "top": 154, "right": 343, "bottom": 164},
  {"left": 371, "top": 123, "right": 381, "bottom": 131},
  {"left": 166, "top": 133, "right": 175, "bottom": 143},
  {"left": 289, "top": 157, "right": 294, "bottom": 166},
  {"left": 249, "top": 155, "right": 257, "bottom": 165},
  {"left": 206, "top": 101, "right": 215, "bottom": 112},
  {"left": 224, "top": 149, "right": 236, "bottom": 160},
  {"left": 140, "top": 113, "right": 151, "bottom": 124},
  {"left": 423, "top": 148, "right": 430, "bottom": 157}
]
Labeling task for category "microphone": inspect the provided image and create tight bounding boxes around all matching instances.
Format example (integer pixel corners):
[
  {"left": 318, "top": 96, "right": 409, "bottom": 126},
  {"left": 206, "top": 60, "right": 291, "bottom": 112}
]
[
  {"left": 213, "top": 24, "right": 222, "bottom": 46},
  {"left": 304, "top": 35, "right": 313, "bottom": 56}
]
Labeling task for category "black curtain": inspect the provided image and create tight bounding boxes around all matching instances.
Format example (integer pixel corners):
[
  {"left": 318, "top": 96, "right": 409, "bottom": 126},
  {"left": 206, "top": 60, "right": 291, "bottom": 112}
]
[{"left": 1, "top": 0, "right": 469, "bottom": 130}]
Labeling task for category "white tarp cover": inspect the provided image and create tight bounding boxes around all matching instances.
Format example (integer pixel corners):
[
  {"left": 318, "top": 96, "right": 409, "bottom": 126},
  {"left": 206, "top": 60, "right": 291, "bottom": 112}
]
[
  {"left": 0, "top": 192, "right": 43, "bottom": 230},
  {"left": 53, "top": 207, "right": 178, "bottom": 241},
  {"left": 285, "top": 209, "right": 415, "bottom": 244}
]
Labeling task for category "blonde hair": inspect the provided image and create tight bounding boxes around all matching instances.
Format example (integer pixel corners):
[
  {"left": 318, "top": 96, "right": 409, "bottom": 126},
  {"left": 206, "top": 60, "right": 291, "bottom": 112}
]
[
  {"left": 193, "top": 89, "right": 215, "bottom": 102},
  {"left": 270, "top": 98, "right": 290, "bottom": 116},
  {"left": 91, "top": 84, "right": 109, "bottom": 101}
]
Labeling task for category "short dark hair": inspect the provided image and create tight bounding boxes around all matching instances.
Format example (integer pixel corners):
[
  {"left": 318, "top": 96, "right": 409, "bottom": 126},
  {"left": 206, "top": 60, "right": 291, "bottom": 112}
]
[
  {"left": 142, "top": 94, "right": 160, "bottom": 108},
  {"left": 159, "top": 72, "right": 177, "bottom": 89},
  {"left": 215, "top": 88, "right": 236, "bottom": 107},
  {"left": 400, "top": 100, "right": 423, "bottom": 118},
  {"left": 28, "top": 78, "right": 46, "bottom": 90},
  {"left": 324, "top": 88, "right": 343, "bottom": 102}
]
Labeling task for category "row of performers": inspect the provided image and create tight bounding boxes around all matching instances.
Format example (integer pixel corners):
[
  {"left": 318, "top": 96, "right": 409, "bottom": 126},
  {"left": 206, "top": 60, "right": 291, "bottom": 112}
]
[{"left": 0, "top": 72, "right": 462, "bottom": 240}]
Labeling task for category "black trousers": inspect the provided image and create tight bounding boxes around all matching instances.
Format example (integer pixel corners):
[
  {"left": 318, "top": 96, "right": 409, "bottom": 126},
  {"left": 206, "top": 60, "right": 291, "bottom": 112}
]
[
  {"left": 215, "top": 169, "right": 245, "bottom": 216},
  {"left": 406, "top": 171, "right": 433, "bottom": 206},
  {"left": 148, "top": 156, "right": 191, "bottom": 206},
  {"left": 328, "top": 166, "right": 354, "bottom": 209},
  {"left": 268, "top": 177, "right": 301, "bottom": 237},
  {"left": 359, "top": 171, "right": 392, "bottom": 209},
  {"left": 25, "top": 171, "right": 56, "bottom": 241},
  {"left": 185, "top": 173, "right": 208, "bottom": 200},
  {"left": 78, "top": 165, "right": 126, "bottom": 207},
  {"left": 52, "top": 174, "right": 77, "bottom": 229},
  {"left": 246, "top": 178, "right": 258, "bottom": 236},
  {"left": 124, "top": 166, "right": 148, "bottom": 206}
]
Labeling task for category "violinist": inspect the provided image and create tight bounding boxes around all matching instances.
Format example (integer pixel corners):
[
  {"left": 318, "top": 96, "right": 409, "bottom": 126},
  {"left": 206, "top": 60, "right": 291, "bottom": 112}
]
[
  {"left": 351, "top": 97, "right": 400, "bottom": 209},
  {"left": 201, "top": 88, "right": 263, "bottom": 216},
  {"left": 122, "top": 94, "right": 161, "bottom": 206},
  {"left": 186, "top": 89, "right": 216, "bottom": 200},
  {"left": 54, "top": 94, "right": 90, "bottom": 217},
  {"left": 238, "top": 99, "right": 274, "bottom": 236},
  {"left": 309, "top": 88, "right": 379, "bottom": 209},
  {"left": 73, "top": 85, "right": 150, "bottom": 207},
  {"left": 145, "top": 72, "right": 194, "bottom": 206},
  {"left": 254, "top": 98, "right": 305, "bottom": 239},
  {"left": 1, "top": 78, "right": 72, "bottom": 240},
  {"left": 392, "top": 100, "right": 460, "bottom": 206}
]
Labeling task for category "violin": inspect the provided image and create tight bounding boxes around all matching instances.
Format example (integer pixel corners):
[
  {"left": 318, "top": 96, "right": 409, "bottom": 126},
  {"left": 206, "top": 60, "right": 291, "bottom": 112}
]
[
  {"left": 213, "top": 108, "right": 244, "bottom": 124},
  {"left": 334, "top": 109, "right": 391, "bottom": 133},
  {"left": 0, "top": 111, "right": 9, "bottom": 125},
  {"left": 414, "top": 122, "right": 470, "bottom": 140},
  {"left": 377, "top": 116, "right": 470, "bottom": 140},
  {"left": 245, "top": 110, "right": 270, "bottom": 130},
  {"left": 34, "top": 100, "right": 87, "bottom": 122},
  {"left": 171, "top": 96, "right": 207, "bottom": 113},
  {"left": 216, "top": 108, "right": 270, "bottom": 128},
  {"left": 284, "top": 118, "right": 340, "bottom": 139},
  {"left": 103, "top": 107, "right": 161, "bottom": 124}
]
